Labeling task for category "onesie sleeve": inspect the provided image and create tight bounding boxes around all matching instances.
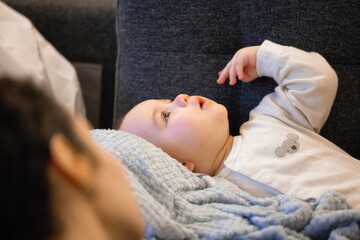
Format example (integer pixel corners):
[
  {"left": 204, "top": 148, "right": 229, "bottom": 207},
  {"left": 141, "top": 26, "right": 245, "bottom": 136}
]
[{"left": 255, "top": 40, "right": 338, "bottom": 133}]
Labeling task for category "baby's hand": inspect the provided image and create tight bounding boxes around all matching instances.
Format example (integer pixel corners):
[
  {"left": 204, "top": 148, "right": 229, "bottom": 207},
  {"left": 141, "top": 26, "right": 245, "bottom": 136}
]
[{"left": 217, "top": 46, "right": 260, "bottom": 85}]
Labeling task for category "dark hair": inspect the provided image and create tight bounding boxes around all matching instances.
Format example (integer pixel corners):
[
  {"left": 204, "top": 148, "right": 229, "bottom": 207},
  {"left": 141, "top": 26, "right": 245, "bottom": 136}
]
[{"left": 0, "top": 78, "right": 86, "bottom": 240}]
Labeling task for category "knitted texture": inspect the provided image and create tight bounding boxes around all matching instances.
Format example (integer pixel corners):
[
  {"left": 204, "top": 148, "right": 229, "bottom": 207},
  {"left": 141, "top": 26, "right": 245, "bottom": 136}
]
[{"left": 91, "top": 129, "right": 360, "bottom": 240}]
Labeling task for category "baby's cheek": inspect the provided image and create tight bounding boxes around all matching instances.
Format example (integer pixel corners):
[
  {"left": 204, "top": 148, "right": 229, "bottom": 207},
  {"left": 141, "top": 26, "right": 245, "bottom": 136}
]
[{"left": 172, "top": 120, "right": 199, "bottom": 145}]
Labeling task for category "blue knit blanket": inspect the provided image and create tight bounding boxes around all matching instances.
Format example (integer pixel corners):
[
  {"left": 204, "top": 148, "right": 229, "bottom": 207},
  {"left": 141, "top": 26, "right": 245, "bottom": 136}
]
[{"left": 91, "top": 130, "right": 360, "bottom": 240}]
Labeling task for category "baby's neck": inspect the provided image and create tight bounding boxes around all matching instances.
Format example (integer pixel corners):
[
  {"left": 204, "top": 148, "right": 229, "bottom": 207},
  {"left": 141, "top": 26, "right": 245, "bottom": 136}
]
[{"left": 212, "top": 135, "right": 234, "bottom": 176}]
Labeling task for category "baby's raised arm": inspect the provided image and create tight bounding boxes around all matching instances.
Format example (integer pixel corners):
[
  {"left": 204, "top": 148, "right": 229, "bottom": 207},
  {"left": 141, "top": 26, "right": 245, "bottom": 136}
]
[
  {"left": 218, "top": 40, "right": 338, "bottom": 133},
  {"left": 217, "top": 46, "right": 260, "bottom": 85}
]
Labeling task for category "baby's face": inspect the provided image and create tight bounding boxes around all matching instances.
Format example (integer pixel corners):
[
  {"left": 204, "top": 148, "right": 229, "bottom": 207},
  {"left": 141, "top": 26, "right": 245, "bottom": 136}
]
[{"left": 120, "top": 94, "right": 230, "bottom": 174}]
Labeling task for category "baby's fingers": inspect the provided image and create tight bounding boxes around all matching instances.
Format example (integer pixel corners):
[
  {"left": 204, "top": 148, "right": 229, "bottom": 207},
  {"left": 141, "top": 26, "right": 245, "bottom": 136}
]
[
  {"left": 217, "top": 63, "right": 230, "bottom": 84},
  {"left": 235, "top": 61, "right": 244, "bottom": 81},
  {"left": 229, "top": 64, "right": 237, "bottom": 85}
]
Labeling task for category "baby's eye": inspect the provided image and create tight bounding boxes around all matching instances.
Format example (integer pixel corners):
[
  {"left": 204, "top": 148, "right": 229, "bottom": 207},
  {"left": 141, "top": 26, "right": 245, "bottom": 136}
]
[{"left": 162, "top": 112, "right": 171, "bottom": 122}]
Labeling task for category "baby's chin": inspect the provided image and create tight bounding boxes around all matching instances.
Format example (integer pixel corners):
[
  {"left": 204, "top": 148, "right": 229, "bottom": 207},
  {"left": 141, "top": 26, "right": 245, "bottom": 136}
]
[
  {"left": 215, "top": 104, "right": 230, "bottom": 134},
  {"left": 218, "top": 103, "right": 229, "bottom": 120}
]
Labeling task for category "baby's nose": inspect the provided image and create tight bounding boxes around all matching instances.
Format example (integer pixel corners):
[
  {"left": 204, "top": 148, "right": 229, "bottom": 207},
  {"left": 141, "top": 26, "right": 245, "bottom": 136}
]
[{"left": 174, "top": 94, "right": 189, "bottom": 107}]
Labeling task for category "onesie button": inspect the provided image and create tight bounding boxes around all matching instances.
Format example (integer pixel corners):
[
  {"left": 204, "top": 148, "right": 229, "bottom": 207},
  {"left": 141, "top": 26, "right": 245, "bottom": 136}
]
[{"left": 262, "top": 174, "right": 273, "bottom": 183}]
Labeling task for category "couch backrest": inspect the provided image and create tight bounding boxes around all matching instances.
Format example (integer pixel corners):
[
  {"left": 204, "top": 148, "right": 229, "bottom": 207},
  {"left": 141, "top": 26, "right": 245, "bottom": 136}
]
[{"left": 115, "top": 0, "right": 359, "bottom": 158}]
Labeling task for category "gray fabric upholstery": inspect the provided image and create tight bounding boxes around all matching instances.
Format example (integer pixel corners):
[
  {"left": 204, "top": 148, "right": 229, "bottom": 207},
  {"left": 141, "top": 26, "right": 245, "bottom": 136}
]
[{"left": 115, "top": 0, "right": 359, "bottom": 158}]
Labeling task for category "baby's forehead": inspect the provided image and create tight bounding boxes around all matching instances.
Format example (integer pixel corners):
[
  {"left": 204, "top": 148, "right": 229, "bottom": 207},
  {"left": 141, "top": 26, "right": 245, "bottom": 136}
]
[
  {"left": 136, "top": 99, "right": 161, "bottom": 108},
  {"left": 121, "top": 99, "right": 168, "bottom": 140},
  {"left": 137, "top": 98, "right": 170, "bottom": 108},
  {"left": 126, "top": 99, "right": 166, "bottom": 120},
  {"left": 124, "top": 98, "right": 172, "bottom": 124},
  {"left": 121, "top": 102, "right": 153, "bottom": 133}
]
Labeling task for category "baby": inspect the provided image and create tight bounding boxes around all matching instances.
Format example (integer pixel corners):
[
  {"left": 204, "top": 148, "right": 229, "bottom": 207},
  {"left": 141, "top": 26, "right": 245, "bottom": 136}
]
[{"left": 119, "top": 40, "right": 360, "bottom": 210}]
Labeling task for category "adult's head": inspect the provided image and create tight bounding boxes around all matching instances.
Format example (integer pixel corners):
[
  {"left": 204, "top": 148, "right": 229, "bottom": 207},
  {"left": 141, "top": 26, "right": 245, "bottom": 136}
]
[
  {"left": 119, "top": 94, "right": 232, "bottom": 175},
  {"left": 0, "top": 78, "right": 143, "bottom": 240}
]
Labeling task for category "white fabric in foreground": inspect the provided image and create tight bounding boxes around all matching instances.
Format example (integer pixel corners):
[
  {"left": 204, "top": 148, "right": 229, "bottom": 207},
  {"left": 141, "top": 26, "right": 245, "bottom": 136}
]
[{"left": 0, "top": 2, "right": 85, "bottom": 115}]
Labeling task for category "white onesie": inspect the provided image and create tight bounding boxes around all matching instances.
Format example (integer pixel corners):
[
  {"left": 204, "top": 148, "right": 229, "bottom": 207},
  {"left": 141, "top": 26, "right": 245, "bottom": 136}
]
[{"left": 217, "top": 40, "right": 360, "bottom": 210}]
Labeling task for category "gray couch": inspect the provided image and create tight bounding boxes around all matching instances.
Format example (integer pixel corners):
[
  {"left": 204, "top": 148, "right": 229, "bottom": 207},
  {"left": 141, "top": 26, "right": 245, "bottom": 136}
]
[
  {"left": 115, "top": 0, "right": 360, "bottom": 159},
  {"left": 4, "top": 0, "right": 359, "bottom": 158}
]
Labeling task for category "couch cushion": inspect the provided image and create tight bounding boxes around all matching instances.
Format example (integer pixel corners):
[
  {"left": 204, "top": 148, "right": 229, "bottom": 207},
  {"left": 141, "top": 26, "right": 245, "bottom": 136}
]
[
  {"left": 116, "top": 0, "right": 253, "bottom": 136},
  {"left": 241, "top": 0, "right": 360, "bottom": 157},
  {"left": 115, "top": 0, "right": 359, "bottom": 158}
]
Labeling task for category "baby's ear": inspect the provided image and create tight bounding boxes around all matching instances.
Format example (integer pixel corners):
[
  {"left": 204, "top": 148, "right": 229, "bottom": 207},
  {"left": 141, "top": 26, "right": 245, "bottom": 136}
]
[{"left": 182, "top": 162, "right": 195, "bottom": 172}]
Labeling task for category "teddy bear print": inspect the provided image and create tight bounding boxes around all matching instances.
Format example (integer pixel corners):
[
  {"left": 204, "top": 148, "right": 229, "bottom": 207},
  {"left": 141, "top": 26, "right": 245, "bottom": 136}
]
[{"left": 275, "top": 133, "right": 300, "bottom": 158}]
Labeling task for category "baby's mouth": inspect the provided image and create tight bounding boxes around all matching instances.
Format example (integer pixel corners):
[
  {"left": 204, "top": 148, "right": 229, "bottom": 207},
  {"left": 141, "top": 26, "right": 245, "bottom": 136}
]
[
  {"left": 193, "top": 96, "right": 208, "bottom": 110},
  {"left": 199, "top": 98, "right": 208, "bottom": 110}
]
